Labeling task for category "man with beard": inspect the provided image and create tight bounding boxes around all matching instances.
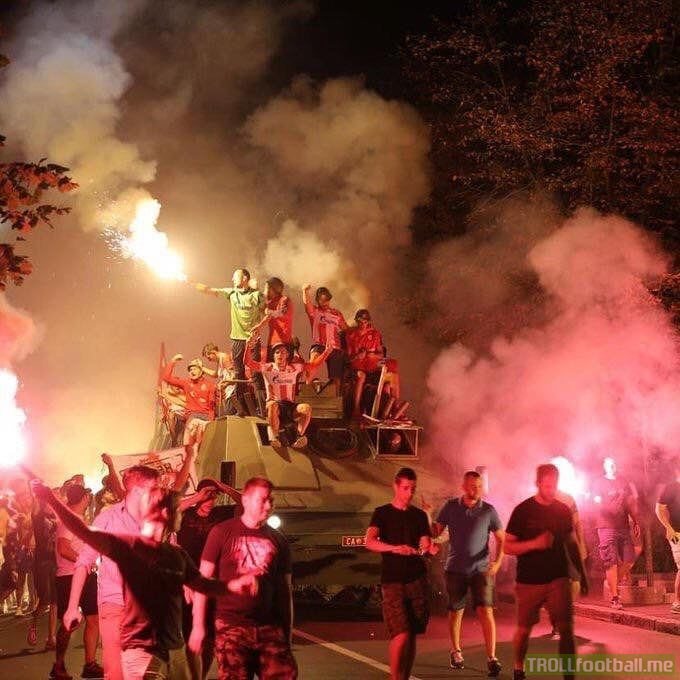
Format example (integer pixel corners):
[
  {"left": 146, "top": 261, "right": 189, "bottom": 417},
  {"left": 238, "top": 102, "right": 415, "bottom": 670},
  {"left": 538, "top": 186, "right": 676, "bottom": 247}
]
[
  {"left": 365, "top": 467, "right": 433, "bottom": 680},
  {"left": 505, "top": 464, "right": 588, "bottom": 680},
  {"left": 177, "top": 479, "right": 242, "bottom": 680},
  {"left": 430, "top": 471, "right": 504, "bottom": 676},
  {"left": 188, "top": 477, "right": 297, "bottom": 680}
]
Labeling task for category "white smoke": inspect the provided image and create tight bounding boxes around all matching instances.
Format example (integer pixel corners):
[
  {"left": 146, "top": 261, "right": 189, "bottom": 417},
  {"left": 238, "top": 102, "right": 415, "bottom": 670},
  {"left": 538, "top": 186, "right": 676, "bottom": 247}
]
[
  {"left": 0, "top": 0, "right": 155, "bottom": 230},
  {"left": 245, "top": 76, "right": 431, "bottom": 304}
]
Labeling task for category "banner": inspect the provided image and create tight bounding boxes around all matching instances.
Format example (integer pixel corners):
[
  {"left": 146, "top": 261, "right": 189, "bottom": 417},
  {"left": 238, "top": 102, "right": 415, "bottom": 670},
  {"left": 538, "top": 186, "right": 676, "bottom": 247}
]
[{"left": 109, "top": 447, "right": 198, "bottom": 494}]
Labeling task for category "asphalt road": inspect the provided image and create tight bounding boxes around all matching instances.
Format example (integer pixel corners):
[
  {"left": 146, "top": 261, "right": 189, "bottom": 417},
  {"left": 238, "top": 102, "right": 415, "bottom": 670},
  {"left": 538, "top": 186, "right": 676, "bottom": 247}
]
[{"left": 1, "top": 602, "right": 678, "bottom": 679}]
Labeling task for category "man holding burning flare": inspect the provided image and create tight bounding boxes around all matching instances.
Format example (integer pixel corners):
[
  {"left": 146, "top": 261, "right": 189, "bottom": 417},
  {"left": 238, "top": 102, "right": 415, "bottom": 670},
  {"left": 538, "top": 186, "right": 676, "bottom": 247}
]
[{"left": 189, "top": 269, "right": 265, "bottom": 413}]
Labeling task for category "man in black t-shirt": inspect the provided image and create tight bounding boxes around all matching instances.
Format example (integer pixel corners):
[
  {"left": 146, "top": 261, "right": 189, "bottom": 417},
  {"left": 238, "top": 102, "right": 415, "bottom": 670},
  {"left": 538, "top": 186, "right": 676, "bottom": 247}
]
[
  {"left": 177, "top": 478, "right": 240, "bottom": 680},
  {"left": 655, "top": 456, "right": 680, "bottom": 615},
  {"left": 189, "top": 476, "right": 297, "bottom": 680},
  {"left": 366, "top": 467, "right": 432, "bottom": 680},
  {"left": 32, "top": 481, "right": 228, "bottom": 680},
  {"left": 505, "top": 464, "right": 587, "bottom": 680}
]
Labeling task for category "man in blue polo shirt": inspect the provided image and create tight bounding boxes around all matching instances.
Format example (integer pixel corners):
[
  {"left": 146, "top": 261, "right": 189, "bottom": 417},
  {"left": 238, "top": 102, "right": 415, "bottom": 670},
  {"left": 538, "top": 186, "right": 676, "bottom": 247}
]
[{"left": 431, "top": 471, "right": 505, "bottom": 677}]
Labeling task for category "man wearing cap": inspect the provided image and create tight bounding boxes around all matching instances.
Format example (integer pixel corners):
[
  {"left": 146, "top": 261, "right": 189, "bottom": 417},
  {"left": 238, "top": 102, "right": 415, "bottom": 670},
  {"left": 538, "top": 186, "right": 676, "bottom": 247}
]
[
  {"left": 302, "top": 284, "right": 348, "bottom": 393},
  {"left": 162, "top": 353, "right": 217, "bottom": 453},
  {"left": 245, "top": 334, "right": 331, "bottom": 449},
  {"left": 177, "top": 479, "right": 242, "bottom": 679},
  {"left": 52, "top": 484, "right": 102, "bottom": 680}
]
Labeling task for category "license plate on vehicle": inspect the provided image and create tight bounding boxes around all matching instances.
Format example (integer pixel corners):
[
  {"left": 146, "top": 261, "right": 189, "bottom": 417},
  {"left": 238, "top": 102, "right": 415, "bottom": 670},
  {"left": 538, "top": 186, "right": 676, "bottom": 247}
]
[{"left": 341, "top": 535, "right": 366, "bottom": 548}]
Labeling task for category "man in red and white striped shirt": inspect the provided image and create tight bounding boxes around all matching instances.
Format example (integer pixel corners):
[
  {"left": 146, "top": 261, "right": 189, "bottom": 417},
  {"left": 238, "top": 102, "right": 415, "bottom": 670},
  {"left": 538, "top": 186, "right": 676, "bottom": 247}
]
[
  {"left": 245, "top": 334, "right": 331, "bottom": 449},
  {"left": 302, "top": 284, "right": 348, "bottom": 391}
]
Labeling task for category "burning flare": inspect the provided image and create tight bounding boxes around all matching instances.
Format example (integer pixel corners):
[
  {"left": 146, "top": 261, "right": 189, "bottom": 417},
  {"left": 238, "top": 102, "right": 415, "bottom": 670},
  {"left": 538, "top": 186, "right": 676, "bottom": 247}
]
[
  {"left": 120, "top": 199, "right": 187, "bottom": 281},
  {"left": 0, "top": 369, "right": 27, "bottom": 467},
  {"left": 551, "top": 455, "right": 587, "bottom": 499}
]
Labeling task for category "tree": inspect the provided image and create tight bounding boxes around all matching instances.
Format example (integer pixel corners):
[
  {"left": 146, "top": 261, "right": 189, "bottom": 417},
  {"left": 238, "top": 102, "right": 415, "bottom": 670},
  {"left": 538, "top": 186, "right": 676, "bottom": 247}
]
[
  {"left": 405, "top": 0, "right": 678, "bottom": 240},
  {"left": 0, "top": 54, "right": 76, "bottom": 290}
]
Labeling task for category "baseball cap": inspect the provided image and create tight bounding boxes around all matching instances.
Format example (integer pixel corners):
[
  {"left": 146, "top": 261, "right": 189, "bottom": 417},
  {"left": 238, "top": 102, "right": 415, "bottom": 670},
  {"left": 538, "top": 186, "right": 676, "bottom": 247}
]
[{"left": 66, "top": 484, "right": 92, "bottom": 506}]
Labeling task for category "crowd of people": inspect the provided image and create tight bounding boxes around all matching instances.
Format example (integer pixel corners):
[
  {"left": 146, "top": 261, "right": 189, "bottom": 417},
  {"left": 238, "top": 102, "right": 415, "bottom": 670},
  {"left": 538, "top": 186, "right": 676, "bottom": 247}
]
[
  {"left": 1, "top": 449, "right": 680, "bottom": 679},
  {"left": 158, "top": 269, "right": 407, "bottom": 453},
  {"left": 2, "top": 262, "right": 680, "bottom": 680},
  {"left": 366, "top": 456, "right": 680, "bottom": 680}
]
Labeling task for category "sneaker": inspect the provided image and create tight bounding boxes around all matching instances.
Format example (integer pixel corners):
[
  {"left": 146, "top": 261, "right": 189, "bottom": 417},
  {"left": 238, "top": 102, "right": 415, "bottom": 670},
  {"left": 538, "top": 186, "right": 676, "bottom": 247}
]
[
  {"left": 450, "top": 649, "right": 464, "bottom": 669},
  {"left": 513, "top": 671, "right": 527, "bottom": 680},
  {"left": 611, "top": 596, "right": 623, "bottom": 610},
  {"left": 292, "top": 435, "right": 308, "bottom": 449},
  {"left": 671, "top": 601, "right": 680, "bottom": 614},
  {"left": 550, "top": 626, "right": 560, "bottom": 640},
  {"left": 49, "top": 664, "right": 73, "bottom": 680},
  {"left": 27, "top": 622, "right": 37, "bottom": 646},
  {"left": 81, "top": 661, "right": 104, "bottom": 678},
  {"left": 487, "top": 657, "right": 502, "bottom": 677}
]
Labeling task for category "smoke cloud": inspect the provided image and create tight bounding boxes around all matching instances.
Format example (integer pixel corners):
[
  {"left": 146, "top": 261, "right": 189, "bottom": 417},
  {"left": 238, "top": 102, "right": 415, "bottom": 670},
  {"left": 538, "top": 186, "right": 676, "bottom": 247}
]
[
  {"left": 246, "top": 76, "right": 431, "bottom": 306},
  {"left": 1, "top": 2, "right": 433, "bottom": 483},
  {"left": 0, "top": 294, "right": 39, "bottom": 366},
  {"left": 0, "top": 0, "right": 156, "bottom": 230},
  {"left": 425, "top": 206, "right": 678, "bottom": 514}
]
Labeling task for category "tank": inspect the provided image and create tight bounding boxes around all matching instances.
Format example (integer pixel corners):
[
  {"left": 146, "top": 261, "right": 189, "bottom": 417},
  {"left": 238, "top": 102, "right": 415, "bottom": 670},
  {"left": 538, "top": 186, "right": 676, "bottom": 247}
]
[{"left": 154, "top": 382, "right": 449, "bottom": 591}]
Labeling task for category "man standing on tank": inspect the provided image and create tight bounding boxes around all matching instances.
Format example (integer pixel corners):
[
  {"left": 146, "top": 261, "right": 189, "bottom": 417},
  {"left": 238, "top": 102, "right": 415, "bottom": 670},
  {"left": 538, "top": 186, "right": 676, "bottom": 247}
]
[{"left": 189, "top": 268, "right": 265, "bottom": 412}]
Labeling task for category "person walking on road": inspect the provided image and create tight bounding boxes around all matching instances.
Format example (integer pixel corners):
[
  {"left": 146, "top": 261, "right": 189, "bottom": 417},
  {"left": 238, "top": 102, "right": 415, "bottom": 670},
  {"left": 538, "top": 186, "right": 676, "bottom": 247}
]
[
  {"left": 430, "top": 471, "right": 505, "bottom": 677},
  {"left": 365, "top": 467, "right": 433, "bottom": 680},
  {"left": 505, "top": 464, "right": 588, "bottom": 680}
]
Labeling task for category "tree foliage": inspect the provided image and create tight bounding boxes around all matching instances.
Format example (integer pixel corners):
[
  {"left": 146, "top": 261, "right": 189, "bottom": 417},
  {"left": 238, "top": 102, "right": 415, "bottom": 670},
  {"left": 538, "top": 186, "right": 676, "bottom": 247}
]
[
  {"left": 0, "top": 57, "right": 77, "bottom": 290},
  {"left": 406, "top": 0, "right": 678, "bottom": 239}
]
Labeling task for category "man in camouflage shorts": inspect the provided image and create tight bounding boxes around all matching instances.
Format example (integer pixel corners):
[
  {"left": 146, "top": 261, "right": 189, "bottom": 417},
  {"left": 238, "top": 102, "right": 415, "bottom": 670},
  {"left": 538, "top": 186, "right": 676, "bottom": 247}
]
[
  {"left": 214, "top": 621, "right": 296, "bottom": 679},
  {"left": 365, "top": 468, "right": 433, "bottom": 680},
  {"left": 190, "top": 477, "right": 297, "bottom": 680}
]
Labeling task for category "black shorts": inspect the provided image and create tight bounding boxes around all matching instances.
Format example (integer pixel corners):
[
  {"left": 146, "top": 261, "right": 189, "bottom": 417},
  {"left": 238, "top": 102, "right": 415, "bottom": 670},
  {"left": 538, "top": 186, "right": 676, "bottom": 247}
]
[
  {"left": 56, "top": 572, "right": 98, "bottom": 618},
  {"left": 446, "top": 571, "right": 493, "bottom": 610},
  {"left": 268, "top": 399, "right": 298, "bottom": 424},
  {"left": 34, "top": 558, "right": 57, "bottom": 604},
  {"left": 311, "top": 345, "right": 345, "bottom": 380}
]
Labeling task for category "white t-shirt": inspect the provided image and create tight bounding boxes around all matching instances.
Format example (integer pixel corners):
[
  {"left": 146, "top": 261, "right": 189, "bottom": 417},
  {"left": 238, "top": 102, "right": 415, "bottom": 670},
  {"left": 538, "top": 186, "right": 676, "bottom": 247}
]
[{"left": 55, "top": 520, "right": 84, "bottom": 577}]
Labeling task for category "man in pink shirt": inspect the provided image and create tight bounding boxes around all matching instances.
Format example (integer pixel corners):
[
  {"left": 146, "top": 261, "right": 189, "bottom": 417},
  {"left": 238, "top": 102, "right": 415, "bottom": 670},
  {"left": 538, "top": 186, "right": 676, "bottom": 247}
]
[{"left": 64, "top": 466, "right": 160, "bottom": 680}]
